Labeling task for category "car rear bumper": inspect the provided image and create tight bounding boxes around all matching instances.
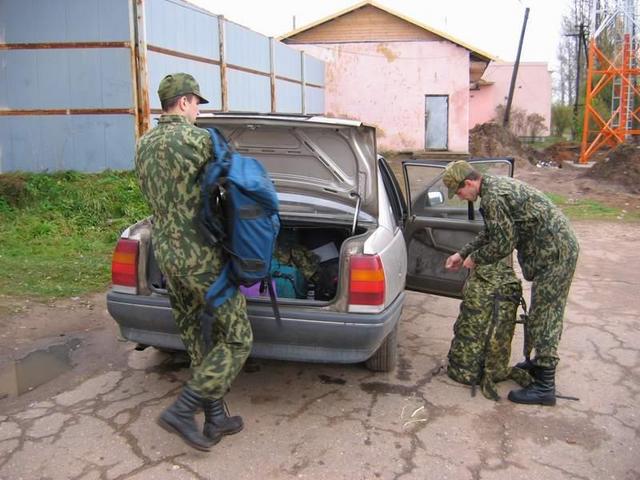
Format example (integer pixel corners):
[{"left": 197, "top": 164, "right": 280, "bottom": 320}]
[{"left": 106, "top": 290, "right": 405, "bottom": 364}]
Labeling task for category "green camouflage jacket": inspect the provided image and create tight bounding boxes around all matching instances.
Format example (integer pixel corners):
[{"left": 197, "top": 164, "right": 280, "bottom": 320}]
[
  {"left": 135, "top": 115, "right": 221, "bottom": 277},
  {"left": 458, "top": 175, "right": 579, "bottom": 280}
]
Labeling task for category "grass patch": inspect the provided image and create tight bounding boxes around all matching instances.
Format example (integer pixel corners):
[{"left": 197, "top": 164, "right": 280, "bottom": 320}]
[
  {"left": 545, "top": 192, "right": 639, "bottom": 221},
  {"left": 526, "top": 136, "right": 567, "bottom": 150},
  {"left": 0, "top": 171, "right": 149, "bottom": 299}
]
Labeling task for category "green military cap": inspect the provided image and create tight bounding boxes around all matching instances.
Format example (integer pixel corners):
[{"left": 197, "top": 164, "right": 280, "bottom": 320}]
[
  {"left": 157, "top": 72, "right": 209, "bottom": 104},
  {"left": 443, "top": 160, "right": 475, "bottom": 199}
]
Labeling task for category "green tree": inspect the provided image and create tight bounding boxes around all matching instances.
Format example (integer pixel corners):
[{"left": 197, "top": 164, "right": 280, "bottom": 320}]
[{"left": 551, "top": 103, "right": 573, "bottom": 137}]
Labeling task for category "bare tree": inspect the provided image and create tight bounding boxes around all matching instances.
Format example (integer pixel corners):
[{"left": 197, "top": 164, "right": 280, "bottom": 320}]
[
  {"left": 494, "top": 104, "right": 547, "bottom": 139},
  {"left": 556, "top": 16, "right": 577, "bottom": 105},
  {"left": 555, "top": 0, "right": 592, "bottom": 106},
  {"left": 526, "top": 113, "right": 548, "bottom": 139}
]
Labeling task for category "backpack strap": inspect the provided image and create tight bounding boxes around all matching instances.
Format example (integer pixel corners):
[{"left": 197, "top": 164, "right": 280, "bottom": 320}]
[
  {"left": 472, "top": 292, "right": 522, "bottom": 399},
  {"left": 513, "top": 295, "right": 531, "bottom": 363},
  {"left": 204, "top": 264, "right": 237, "bottom": 311},
  {"left": 265, "top": 274, "right": 282, "bottom": 324},
  {"left": 205, "top": 127, "right": 233, "bottom": 162},
  {"left": 197, "top": 128, "right": 231, "bottom": 245}
]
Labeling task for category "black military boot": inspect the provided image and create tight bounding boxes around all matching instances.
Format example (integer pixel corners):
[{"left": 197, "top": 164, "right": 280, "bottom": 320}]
[
  {"left": 203, "top": 398, "right": 244, "bottom": 439},
  {"left": 508, "top": 366, "right": 556, "bottom": 406},
  {"left": 513, "top": 357, "right": 536, "bottom": 373},
  {"left": 157, "top": 386, "right": 220, "bottom": 451}
]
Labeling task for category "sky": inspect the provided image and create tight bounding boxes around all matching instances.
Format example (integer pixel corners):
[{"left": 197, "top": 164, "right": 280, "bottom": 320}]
[{"left": 189, "top": 0, "right": 574, "bottom": 68}]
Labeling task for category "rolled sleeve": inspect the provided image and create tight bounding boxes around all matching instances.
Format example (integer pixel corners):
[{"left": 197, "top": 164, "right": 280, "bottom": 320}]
[{"left": 459, "top": 229, "right": 487, "bottom": 259}]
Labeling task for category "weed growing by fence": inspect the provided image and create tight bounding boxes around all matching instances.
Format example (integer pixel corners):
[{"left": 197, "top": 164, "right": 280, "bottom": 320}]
[{"left": 0, "top": 171, "right": 149, "bottom": 298}]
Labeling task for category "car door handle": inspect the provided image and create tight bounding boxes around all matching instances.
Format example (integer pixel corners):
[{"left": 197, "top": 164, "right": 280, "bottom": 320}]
[{"left": 424, "top": 227, "right": 458, "bottom": 254}]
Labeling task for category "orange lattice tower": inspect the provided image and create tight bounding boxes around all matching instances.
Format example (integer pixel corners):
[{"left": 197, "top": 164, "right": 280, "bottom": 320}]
[{"left": 580, "top": 0, "right": 640, "bottom": 163}]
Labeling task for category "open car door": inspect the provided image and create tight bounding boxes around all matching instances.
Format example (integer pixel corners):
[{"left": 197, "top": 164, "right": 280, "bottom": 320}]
[{"left": 402, "top": 158, "right": 514, "bottom": 298}]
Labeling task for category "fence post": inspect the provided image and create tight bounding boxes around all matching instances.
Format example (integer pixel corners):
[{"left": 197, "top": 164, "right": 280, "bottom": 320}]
[
  {"left": 218, "top": 16, "right": 228, "bottom": 112},
  {"left": 133, "top": 0, "right": 150, "bottom": 137},
  {"left": 300, "top": 51, "right": 306, "bottom": 114},
  {"left": 270, "top": 37, "right": 276, "bottom": 113}
]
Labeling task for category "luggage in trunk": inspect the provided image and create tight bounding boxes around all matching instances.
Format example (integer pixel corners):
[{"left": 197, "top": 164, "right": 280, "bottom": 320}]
[{"left": 146, "top": 224, "right": 365, "bottom": 303}]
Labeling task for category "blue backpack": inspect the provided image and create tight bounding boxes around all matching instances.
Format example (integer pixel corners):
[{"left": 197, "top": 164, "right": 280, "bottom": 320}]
[{"left": 199, "top": 128, "right": 281, "bottom": 322}]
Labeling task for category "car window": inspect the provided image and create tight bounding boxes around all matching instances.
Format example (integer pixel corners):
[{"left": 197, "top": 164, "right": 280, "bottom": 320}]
[
  {"left": 378, "top": 157, "right": 406, "bottom": 227},
  {"left": 403, "top": 159, "right": 513, "bottom": 220},
  {"left": 404, "top": 165, "right": 468, "bottom": 218}
]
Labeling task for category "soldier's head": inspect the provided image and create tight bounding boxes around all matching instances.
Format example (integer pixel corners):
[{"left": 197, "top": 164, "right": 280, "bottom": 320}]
[
  {"left": 443, "top": 160, "right": 482, "bottom": 202},
  {"left": 158, "top": 73, "right": 209, "bottom": 123}
]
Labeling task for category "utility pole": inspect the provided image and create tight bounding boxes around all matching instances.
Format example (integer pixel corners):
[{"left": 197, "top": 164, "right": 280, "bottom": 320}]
[
  {"left": 504, "top": 7, "right": 530, "bottom": 127},
  {"left": 567, "top": 23, "right": 587, "bottom": 128}
]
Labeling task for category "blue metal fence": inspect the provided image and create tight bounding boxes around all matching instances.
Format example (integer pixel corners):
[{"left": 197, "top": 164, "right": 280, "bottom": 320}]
[
  {"left": 0, "top": 0, "right": 135, "bottom": 172},
  {"left": 0, "top": 0, "right": 325, "bottom": 173}
]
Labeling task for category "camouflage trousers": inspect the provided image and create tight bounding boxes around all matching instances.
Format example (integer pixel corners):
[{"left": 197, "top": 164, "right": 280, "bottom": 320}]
[
  {"left": 527, "top": 241, "right": 579, "bottom": 368},
  {"left": 167, "top": 272, "right": 252, "bottom": 399},
  {"left": 447, "top": 263, "right": 531, "bottom": 400}
]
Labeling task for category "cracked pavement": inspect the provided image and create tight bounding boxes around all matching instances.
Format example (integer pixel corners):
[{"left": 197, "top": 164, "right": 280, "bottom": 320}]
[{"left": 0, "top": 221, "right": 638, "bottom": 480}]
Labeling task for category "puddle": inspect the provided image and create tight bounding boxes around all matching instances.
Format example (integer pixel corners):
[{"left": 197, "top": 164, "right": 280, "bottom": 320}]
[
  {"left": 0, "top": 338, "right": 81, "bottom": 397},
  {"left": 360, "top": 381, "right": 415, "bottom": 396}
]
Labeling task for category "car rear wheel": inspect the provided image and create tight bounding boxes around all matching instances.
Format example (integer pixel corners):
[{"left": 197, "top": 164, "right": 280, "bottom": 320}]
[{"left": 365, "top": 324, "right": 398, "bottom": 372}]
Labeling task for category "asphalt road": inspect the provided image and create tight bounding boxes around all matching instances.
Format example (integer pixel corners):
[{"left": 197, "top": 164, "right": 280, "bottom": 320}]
[{"left": 0, "top": 221, "right": 638, "bottom": 480}]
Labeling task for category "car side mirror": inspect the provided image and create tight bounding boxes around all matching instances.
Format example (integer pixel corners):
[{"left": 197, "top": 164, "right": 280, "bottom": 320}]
[{"left": 426, "top": 191, "right": 444, "bottom": 207}]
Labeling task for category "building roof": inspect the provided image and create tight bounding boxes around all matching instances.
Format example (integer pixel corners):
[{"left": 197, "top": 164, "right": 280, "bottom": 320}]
[{"left": 279, "top": 0, "right": 495, "bottom": 63}]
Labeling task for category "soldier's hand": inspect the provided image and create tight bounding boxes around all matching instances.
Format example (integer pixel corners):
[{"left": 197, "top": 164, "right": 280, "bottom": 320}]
[
  {"left": 445, "top": 253, "right": 463, "bottom": 271},
  {"left": 463, "top": 256, "right": 476, "bottom": 269}
]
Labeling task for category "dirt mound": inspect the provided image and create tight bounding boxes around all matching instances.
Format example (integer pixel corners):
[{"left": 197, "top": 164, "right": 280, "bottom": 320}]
[
  {"left": 469, "top": 123, "right": 543, "bottom": 169},
  {"left": 584, "top": 143, "right": 640, "bottom": 193},
  {"left": 542, "top": 141, "right": 580, "bottom": 164}
]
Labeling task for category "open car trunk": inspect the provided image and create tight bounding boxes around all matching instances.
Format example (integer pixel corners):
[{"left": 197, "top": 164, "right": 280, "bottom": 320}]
[{"left": 145, "top": 220, "right": 370, "bottom": 305}]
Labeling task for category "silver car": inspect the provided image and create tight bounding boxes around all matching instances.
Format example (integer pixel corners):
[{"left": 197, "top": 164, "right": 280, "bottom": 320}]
[{"left": 107, "top": 114, "right": 513, "bottom": 371}]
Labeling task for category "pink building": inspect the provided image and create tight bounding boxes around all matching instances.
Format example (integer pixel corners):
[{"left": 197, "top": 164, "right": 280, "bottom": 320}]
[
  {"left": 469, "top": 62, "right": 552, "bottom": 135},
  {"left": 280, "top": 1, "right": 493, "bottom": 153}
]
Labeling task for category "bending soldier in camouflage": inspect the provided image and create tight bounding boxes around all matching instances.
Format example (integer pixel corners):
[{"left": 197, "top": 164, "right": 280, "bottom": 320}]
[
  {"left": 444, "top": 160, "right": 579, "bottom": 406},
  {"left": 135, "top": 73, "right": 252, "bottom": 450}
]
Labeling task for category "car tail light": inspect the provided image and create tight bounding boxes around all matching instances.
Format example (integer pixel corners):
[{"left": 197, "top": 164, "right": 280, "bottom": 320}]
[
  {"left": 349, "top": 254, "right": 385, "bottom": 312},
  {"left": 111, "top": 238, "right": 139, "bottom": 294}
]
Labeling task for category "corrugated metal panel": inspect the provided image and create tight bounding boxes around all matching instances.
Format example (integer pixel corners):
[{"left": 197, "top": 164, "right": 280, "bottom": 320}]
[
  {"left": 0, "top": 0, "right": 135, "bottom": 173},
  {"left": 275, "top": 80, "right": 302, "bottom": 113},
  {"left": 274, "top": 42, "right": 301, "bottom": 81},
  {"left": 305, "top": 86, "right": 325, "bottom": 114},
  {"left": 227, "top": 70, "right": 271, "bottom": 112},
  {"left": 145, "top": 0, "right": 219, "bottom": 61},
  {"left": 0, "top": 0, "right": 325, "bottom": 172},
  {"left": 0, "top": 0, "right": 131, "bottom": 43},
  {"left": 0, "top": 49, "right": 133, "bottom": 109},
  {"left": 225, "top": 22, "right": 270, "bottom": 74},
  {"left": 144, "top": 0, "right": 221, "bottom": 111},
  {"left": 304, "top": 56, "right": 325, "bottom": 86},
  {"left": 147, "top": 51, "right": 221, "bottom": 111},
  {"left": 0, "top": 115, "right": 135, "bottom": 172}
]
